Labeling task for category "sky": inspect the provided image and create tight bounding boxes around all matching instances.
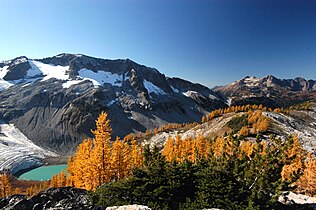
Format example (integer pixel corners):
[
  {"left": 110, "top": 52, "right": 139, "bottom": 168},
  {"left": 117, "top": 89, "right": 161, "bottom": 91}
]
[{"left": 0, "top": 0, "right": 316, "bottom": 87}]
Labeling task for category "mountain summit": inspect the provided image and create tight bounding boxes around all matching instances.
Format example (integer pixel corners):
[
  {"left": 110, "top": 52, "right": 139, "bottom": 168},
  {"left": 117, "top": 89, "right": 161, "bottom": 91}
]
[
  {"left": 214, "top": 75, "right": 316, "bottom": 107},
  {"left": 0, "top": 54, "right": 226, "bottom": 173}
]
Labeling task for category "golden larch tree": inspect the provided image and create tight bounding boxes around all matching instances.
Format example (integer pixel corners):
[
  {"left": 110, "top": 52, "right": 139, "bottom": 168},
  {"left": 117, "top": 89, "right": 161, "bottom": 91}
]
[
  {"left": 281, "top": 134, "right": 305, "bottom": 182},
  {"left": 296, "top": 153, "right": 316, "bottom": 197},
  {"left": 0, "top": 173, "right": 12, "bottom": 198}
]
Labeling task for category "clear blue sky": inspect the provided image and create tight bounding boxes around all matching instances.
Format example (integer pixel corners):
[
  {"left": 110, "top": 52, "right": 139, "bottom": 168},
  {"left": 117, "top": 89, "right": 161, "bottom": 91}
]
[{"left": 1, "top": 0, "right": 316, "bottom": 87}]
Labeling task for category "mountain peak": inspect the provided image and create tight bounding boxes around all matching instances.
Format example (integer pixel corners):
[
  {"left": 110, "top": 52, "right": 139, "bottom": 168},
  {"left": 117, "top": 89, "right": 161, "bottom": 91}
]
[{"left": 215, "top": 75, "right": 316, "bottom": 108}]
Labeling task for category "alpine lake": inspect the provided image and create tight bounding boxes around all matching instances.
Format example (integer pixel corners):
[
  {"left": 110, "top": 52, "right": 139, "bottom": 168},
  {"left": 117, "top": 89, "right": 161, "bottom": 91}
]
[{"left": 18, "top": 164, "right": 68, "bottom": 181}]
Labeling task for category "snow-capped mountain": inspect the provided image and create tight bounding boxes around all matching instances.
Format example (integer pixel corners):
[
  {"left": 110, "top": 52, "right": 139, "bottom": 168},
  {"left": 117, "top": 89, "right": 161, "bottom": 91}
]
[
  {"left": 214, "top": 75, "right": 316, "bottom": 107},
  {"left": 0, "top": 53, "right": 226, "bottom": 172}
]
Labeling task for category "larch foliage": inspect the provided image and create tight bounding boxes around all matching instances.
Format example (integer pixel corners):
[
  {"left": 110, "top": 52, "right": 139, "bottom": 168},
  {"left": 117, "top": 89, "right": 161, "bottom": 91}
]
[
  {"left": 162, "top": 135, "right": 211, "bottom": 163},
  {"left": 130, "top": 138, "right": 143, "bottom": 168},
  {"left": 50, "top": 171, "right": 67, "bottom": 188},
  {"left": 0, "top": 173, "right": 12, "bottom": 198},
  {"left": 162, "top": 137, "right": 175, "bottom": 162},
  {"left": 212, "top": 136, "right": 225, "bottom": 158},
  {"left": 66, "top": 111, "right": 143, "bottom": 190},
  {"left": 239, "top": 126, "right": 249, "bottom": 137},
  {"left": 110, "top": 137, "right": 130, "bottom": 180},
  {"left": 296, "top": 153, "right": 316, "bottom": 197},
  {"left": 70, "top": 138, "right": 94, "bottom": 190},
  {"left": 240, "top": 140, "right": 256, "bottom": 158},
  {"left": 281, "top": 133, "right": 305, "bottom": 182}
]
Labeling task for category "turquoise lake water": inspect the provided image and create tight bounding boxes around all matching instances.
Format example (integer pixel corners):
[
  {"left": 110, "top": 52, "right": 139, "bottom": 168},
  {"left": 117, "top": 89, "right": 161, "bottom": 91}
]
[{"left": 18, "top": 164, "right": 68, "bottom": 181}]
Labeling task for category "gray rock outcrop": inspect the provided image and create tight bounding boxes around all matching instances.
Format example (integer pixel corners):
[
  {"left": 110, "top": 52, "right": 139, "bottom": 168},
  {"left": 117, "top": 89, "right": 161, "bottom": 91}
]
[{"left": 0, "top": 187, "right": 104, "bottom": 210}]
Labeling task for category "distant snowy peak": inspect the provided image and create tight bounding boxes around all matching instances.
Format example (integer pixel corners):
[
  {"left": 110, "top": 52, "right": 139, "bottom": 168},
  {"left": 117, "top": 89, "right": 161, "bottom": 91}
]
[
  {"left": 215, "top": 75, "right": 316, "bottom": 108},
  {"left": 218, "top": 75, "right": 316, "bottom": 92}
]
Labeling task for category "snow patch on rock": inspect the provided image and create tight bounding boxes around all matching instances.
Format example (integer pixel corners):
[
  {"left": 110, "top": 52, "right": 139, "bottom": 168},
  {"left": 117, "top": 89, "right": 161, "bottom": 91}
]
[
  {"left": 183, "top": 90, "right": 198, "bottom": 97},
  {"left": 0, "top": 66, "right": 13, "bottom": 90},
  {"left": 208, "top": 94, "right": 219, "bottom": 100},
  {"left": 13, "top": 57, "right": 28, "bottom": 65},
  {"left": 0, "top": 79, "right": 12, "bottom": 91},
  {"left": 143, "top": 80, "right": 167, "bottom": 95},
  {"left": 0, "top": 66, "right": 10, "bottom": 79},
  {"left": 0, "top": 123, "right": 56, "bottom": 174},
  {"left": 170, "top": 86, "right": 179, "bottom": 93},
  {"left": 30, "top": 60, "right": 69, "bottom": 81},
  {"left": 226, "top": 97, "right": 232, "bottom": 106},
  {"left": 243, "top": 76, "right": 260, "bottom": 87},
  {"left": 62, "top": 80, "right": 83, "bottom": 88},
  {"left": 77, "top": 68, "right": 125, "bottom": 87}
]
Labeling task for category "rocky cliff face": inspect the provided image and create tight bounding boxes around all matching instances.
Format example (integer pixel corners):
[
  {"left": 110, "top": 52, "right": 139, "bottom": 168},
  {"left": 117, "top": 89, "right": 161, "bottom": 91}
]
[
  {"left": 0, "top": 54, "right": 226, "bottom": 161},
  {"left": 214, "top": 75, "right": 316, "bottom": 107}
]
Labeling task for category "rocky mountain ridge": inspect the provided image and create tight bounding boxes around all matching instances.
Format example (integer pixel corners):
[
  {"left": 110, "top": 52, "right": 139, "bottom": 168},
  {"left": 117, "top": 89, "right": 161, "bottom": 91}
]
[
  {"left": 0, "top": 54, "right": 226, "bottom": 173},
  {"left": 143, "top": 101, "right": 316, "bottom": 155},
  {"left": 214, "top": 75, "right": 316, "bottom": 107}
]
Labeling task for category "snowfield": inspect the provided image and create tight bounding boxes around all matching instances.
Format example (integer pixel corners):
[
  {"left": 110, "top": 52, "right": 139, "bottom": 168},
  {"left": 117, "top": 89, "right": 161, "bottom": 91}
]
[
  {"left": 29, "top": 60, "right": 69, "bottom": 81},
  {"left": 0, "top": 123, "right": 56, "bottom": 174},
  {"left": 143, "top": 80, "right": 167, "bottom": 95},
  {"left": 0, "top": 66, "right": 13, "bottom": 90},
  {"left": 1, "top": 59, "right": 131, "bottom": 90},
  {"left": 0, "top": 79, "right": 12, "bottom": 91},
  {"left": 77, "top": 68, "right": 126, "bottom": 87},
  {"left": 62, "top": 79, "right": 83, "bottom": 88}
]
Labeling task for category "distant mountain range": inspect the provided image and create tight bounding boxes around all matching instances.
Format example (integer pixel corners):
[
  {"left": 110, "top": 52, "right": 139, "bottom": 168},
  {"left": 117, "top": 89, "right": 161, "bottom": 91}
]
[
  {"left": 0, "top": 53, "right": 315, "bottom": 173},
  {"left": 214, "top": 75, "right": 316, "bottom": 107}
]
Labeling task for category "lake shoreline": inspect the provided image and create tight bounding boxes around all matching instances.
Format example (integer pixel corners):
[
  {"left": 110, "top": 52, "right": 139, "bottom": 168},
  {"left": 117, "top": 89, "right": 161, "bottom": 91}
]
[
  {"left": 42, "top": 156, "right": 69, "bottom": 166},
  {"left": 13, "top": 165, "right": 41, "bottom": 178},
  {"left": 13, "top": 155, "right": 69, "bottom": 178}
]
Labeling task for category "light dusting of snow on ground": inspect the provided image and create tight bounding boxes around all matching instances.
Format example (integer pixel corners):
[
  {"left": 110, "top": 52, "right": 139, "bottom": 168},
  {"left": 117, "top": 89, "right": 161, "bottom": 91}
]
[
  {"left": 143, "top": 80, "right": 167, "bottom": 95},
  {"left": 0, "top": 123, "right": 56, "bottom": 174}
]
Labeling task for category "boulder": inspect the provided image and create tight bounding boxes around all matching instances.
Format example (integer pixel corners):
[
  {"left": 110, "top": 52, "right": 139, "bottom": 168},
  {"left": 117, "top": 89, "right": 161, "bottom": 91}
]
[{"left": 0, "top": 187, "right": 104, "bottom": 210}]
